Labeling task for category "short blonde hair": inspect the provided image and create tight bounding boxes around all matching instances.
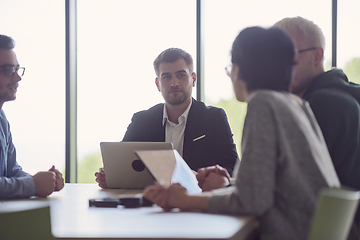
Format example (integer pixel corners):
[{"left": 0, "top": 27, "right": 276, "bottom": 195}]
[{"left": 274, "top": 16, "right": 325, "bottom": 50}]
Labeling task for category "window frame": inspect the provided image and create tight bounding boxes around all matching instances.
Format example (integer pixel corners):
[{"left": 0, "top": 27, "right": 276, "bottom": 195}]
[{"left": 65, "top": 0, "right": 342, "bottom": 182}]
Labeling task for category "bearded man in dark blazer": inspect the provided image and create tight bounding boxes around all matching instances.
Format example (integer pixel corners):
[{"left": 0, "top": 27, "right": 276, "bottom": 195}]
[{"left": 95, "top": 48, "right": 238, "bottom": 190}]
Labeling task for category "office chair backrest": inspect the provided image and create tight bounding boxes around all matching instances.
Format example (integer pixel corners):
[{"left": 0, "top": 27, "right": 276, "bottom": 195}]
[
  {"left": 0, "top": 203, "right": 54, "bottom": 240},
  {"left": 308, "top": 187, "right": 360, "bottom": 240}
]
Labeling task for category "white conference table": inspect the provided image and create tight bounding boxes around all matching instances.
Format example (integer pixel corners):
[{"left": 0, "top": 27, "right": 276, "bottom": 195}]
[{"left": 2, "top": 183, "right": 258, "bottom": 240}]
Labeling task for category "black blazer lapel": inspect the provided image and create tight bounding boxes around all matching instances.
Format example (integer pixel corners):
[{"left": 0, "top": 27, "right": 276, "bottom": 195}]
[
  {"left": 151, "top": 104, "right": 166, "bottom": 142},
  {"left": 183, "top": 99, "right": 204, "bottom": 161}
]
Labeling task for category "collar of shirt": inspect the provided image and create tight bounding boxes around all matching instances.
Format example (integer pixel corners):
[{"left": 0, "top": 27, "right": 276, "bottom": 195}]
[
  {"left": 162, "top": 100, "right": 192, "bottom": 157},
  {"left": 162, "top": 100, "right": 192, "bottom": 126}
]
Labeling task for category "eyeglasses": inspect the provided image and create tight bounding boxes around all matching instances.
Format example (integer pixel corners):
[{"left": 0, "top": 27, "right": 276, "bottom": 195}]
[
  {"left": 298, "top": 47, "right": 317, "bottom": 54},
  {"left": 225, "top": 64, "right": 232, "bottom": 77},
  {"left": 0, "top": 65, "right": 25, "bottom": 77}
]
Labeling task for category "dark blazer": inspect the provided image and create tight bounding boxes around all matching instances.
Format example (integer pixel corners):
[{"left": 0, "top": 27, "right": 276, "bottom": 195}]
[{"left": 122, "top": 98, "right": 238, "bottom": 175}]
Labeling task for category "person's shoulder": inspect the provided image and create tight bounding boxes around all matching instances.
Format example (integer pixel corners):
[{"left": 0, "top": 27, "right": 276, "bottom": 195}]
[
  {"left": 132, "top": 103, "right": 164, "bottom": 117},
  {"left": 0, "top": 109, "right": 8, "bottom": 126},
  {"left": 0, "top": 109, "right": 5, "bottom": 118},
  {"left": 247, "top": 90, "right": 289, "bottom": 105},
  {"left": 247, "top": 91, "right": 301, "bottom": 117},
  {"left": 307, "top": 88, "right": 359, "bottom": 110},
  {"left": 191, "top": 99, "right": 226, "bottom": 115}
]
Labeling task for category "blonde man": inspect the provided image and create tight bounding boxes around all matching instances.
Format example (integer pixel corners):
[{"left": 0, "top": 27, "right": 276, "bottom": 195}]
[{"left": 275, "top": 16, "right": 360, "bottom": 226}]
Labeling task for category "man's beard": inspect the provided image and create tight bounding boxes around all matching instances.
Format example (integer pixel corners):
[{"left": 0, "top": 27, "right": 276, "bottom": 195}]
[{"left": 164, "top": 88, "right": 191, "bottom": 105}]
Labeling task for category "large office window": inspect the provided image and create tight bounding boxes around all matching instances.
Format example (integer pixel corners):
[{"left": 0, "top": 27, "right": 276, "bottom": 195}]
[
  {"left": 0, "top": 0, "right": 65, "bottom": 175},
  {"left": 2, "top": 0, "right": 359, "bottom": 182},
  {"left": 338, "top": 0, "right": 360, "bottom": 84},
  {"left": 202, "top": 0, "right": 332, "bottom": 153},
  {"left": 77, "top": 0, "right": 196, "bottom": 182}
]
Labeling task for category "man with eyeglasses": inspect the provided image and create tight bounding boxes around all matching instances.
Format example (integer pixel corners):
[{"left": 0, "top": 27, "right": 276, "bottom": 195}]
[
  {"left": 274, "top": 17, "right": 360, "bottom": 231},
  {"left": 95, "top": 48, "right": 238, "bottom": 190},
  {"left": 0, "top": 34, "right": 64, "bottom": 199},
  {"left": 274, "top": 17, "right": 360, "bottom": 190}
]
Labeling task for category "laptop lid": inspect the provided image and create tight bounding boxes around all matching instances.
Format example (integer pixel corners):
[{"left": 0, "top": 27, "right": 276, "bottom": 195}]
[{"left": 100, "top": 141, "right": 173, "bottom": 189}]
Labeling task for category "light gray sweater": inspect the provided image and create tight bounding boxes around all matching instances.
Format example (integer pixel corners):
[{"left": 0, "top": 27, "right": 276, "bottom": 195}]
[{"left": 207, "top": 90, "right": 340, "bottom": 240}]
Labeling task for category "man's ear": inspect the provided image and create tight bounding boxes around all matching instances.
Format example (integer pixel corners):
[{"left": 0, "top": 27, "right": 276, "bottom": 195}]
[
  {"left": 155, "top": 77, "right": 161, "bottom": 92},
  {"left": 191, "top": 72, "right": 197, "bottom": 87},
  {"left": 314, "top": 47, "right": 324, "bottom": 66}
]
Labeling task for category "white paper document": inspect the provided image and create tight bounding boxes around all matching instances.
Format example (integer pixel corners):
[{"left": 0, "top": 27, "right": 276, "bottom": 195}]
[
  {"left": 171, "top": 150, "right": 202, "bottom": 194},
  {"left": 135, "top": 149, "right": 202, "bottom": 194}
]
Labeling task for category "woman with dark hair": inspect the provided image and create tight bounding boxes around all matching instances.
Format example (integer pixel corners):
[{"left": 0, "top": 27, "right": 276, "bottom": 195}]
[{"left": 144, "top": 26, "right": 340, "bottom": 240}]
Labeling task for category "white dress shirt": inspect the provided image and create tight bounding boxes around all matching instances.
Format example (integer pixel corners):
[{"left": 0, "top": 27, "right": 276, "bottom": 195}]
[{"left": 162, "top": 101, "right": 192, "bottom": 157}]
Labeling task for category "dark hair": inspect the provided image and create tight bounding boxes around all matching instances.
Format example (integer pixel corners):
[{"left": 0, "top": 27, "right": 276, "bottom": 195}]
[
  {"left": 0, "top": 35, "right": 15, "bottom": 49},
  {"left": 153, "top": 48, "right": 193, "bottom": 77},
  {"left": 231, "top": 26, "right": 296, "bottom": 92}
]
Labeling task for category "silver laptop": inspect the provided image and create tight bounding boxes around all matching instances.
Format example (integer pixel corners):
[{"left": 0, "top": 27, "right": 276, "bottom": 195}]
[{"left": 100, "top": 141, "right": 173, "bottom": 189}]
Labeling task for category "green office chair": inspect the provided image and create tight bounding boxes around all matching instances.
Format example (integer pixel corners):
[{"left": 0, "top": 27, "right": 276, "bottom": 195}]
[
  {"left": 308, "top": 187, "right": 360, "bottom": 240},
  {"left": 0, "top": 203, "right": 54, "bottom": 240}
]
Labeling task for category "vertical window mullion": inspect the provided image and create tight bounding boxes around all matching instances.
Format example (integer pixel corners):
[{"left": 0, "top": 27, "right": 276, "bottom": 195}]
[
  {"left": 332, "top": 0, "right": 337, "bottom": 67},
  {"left": 65, "top": 0, "right": 78, "bottom": 183}
]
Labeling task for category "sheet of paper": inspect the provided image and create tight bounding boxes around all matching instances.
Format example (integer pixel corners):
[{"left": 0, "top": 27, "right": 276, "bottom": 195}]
[
  {"left": 135, "top": 150, "right": 201, "bottom": 194},
  {"left": 135, "top": 150, "right": 175, "bottom": 186},
  {"left": 171, "top": 150, "right": 202, "bottom": 194}
]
